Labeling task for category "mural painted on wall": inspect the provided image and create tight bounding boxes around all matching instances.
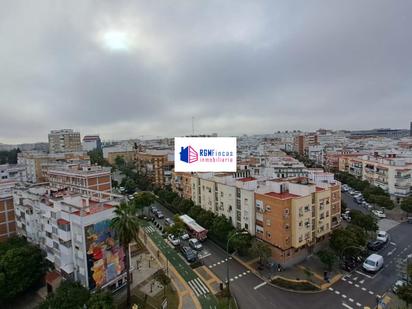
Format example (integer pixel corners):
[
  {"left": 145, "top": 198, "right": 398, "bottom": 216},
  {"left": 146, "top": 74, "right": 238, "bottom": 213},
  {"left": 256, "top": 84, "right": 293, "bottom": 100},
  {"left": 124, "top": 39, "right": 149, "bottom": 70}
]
[{"left": 85, "top": 219, "right": 125, "bottom": 289}]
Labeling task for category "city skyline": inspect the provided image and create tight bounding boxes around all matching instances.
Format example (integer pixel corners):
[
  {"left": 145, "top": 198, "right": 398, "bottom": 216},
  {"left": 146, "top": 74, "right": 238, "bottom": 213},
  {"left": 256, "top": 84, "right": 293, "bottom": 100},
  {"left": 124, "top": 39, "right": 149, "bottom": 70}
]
[{"left": 1, "top": 1, "right": 412, "bottom": 144}]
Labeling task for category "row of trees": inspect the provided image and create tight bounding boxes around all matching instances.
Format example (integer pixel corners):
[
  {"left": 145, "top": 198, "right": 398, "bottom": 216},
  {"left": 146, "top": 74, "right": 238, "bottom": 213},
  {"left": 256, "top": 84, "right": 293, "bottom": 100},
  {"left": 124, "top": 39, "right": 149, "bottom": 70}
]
[
  {"left": 114, "top": 156, "right": 154, "bottom": 193},
  {"left": 40, "top": 281, "right": 113, "bottom": 309},
  {"left": 317, "top": 210, "right": 377, "bottom": 271},
  {"left": 336, "top": 171, "right": 395, "bottom": 209},
  {"left": 0, "top": 237, "right": 48, "bottom": 302},
  {"left": 0, "top": 148, "right": 20, "bottom": 164}
]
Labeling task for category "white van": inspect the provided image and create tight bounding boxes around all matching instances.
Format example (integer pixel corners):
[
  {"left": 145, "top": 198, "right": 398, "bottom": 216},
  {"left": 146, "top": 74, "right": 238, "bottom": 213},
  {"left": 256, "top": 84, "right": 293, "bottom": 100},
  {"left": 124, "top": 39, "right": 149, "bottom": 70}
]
[{"left": 363, "top": 254, "right": 384, "bottom": 272}]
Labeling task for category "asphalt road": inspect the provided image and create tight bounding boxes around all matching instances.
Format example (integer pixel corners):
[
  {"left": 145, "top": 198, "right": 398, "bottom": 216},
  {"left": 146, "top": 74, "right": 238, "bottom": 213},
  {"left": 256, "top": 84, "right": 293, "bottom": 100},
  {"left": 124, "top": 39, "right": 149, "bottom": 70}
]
[{"left": 151, "top": 198, "right": 412, "bottom": 309}]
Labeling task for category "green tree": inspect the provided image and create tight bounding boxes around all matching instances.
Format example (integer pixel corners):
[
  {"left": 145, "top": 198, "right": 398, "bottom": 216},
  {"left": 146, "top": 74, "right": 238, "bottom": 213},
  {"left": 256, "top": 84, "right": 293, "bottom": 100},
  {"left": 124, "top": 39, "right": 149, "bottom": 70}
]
[
  {"left": 317, "top": 250, "right": 336, "bottom": 271},
  {"left": 251, "top": 241, "right": 271, "bottom": 265},
  {"left": 398, "top": 284, "right": 412, "bottom": 307},
  {"left": 401, "top": 197, "right": 412, "bottom": 214},
  {"left": 39, "top": 281, "right": 90, "bottom": 309},
  {"left": 87, "top": 289, "right": 114, "bottom": 309},
  {"left": 210, "top": 216, "right": 233, "bottom": 243},
  {"left": 350, "top": 210, "right": 378, "bottom": 232},
  {"left": 111, "top": 202, "right": 140, "bottom": 307},
  {"left": 124, "top": 178, "right": 137, "bottom": 194},
  {"left": 133, "top": 191, "right": 155, "bottom": 215},
  {"left": 154, "top": 270, "right": 171, "bottom": 297},
  {"left": 115, "top": 155, "right": 126, "bottom": 169},
  {"left": 0, "top": 242, "right": 48, "bottom": 301},
  {"left": 228, "top": 230, "right": 252, "bottom": 256},
  {"left": 88, "top": 149, "right": 110, "bottom": 167},
  {"left": 165, "top": 215, "right": 186, "bottom": 236}
]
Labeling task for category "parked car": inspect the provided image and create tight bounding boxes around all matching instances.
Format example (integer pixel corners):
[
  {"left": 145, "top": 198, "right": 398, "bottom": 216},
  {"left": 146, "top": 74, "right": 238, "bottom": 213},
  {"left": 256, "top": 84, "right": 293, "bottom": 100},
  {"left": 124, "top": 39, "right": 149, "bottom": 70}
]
[
  {"left": 165, "top": 218, "right": 174, "bottom": 226},
  {"left": 355, "top": 197, "right": 364, "bottom": 204},
  {"left": 372, "top": 210, "right": 386, "bottom": 218},
  {"left": 150, "top": 206, "right": 158, "bottom": 214},
  {"left": 189, "top": 238, "right": 203, "bottom": 251},
  {"left": 180, "top": 246, "right": 197, "bottom": 263},
  {"left": 376, "top": 230, "right": 389, "bottom": 243},
  {"left": 168, "top": 234, "right": 180, "bottom": 246},
  {"left": 363, "top": 254, "right": 384, "bottom": 273},
  {"left": 156, "top": 211, "right": 164, "bottom": 219},
  {"left": 367, "top": 240, "right": 385, "bottom": 251},
  {"left": 128, "top": 195, "right": 134, "bottom": 200},
  {"left": 119, "top": 187, "right": 125, "bottom": 192},
  {"left": 407, "top": 217, "right": 412, "bottom": 224},
  {"left": 342, "top": 210, "right": 351, "bottom": 222},
  {"left": 393, "top": 280, "right": 407, "bottom": 294},
  {"left": 180, "top": 233, "right": 190, "bottom": 240}
]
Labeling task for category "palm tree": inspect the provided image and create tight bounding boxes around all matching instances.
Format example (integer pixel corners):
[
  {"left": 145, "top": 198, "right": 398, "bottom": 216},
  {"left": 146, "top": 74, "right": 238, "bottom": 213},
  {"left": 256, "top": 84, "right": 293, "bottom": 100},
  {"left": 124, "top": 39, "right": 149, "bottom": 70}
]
[
  {"left": 111, "top": 202, "right": 140, "bottom": 307},
  {"left": 133, "top": 191, "right": 155, "bottom": 216}
]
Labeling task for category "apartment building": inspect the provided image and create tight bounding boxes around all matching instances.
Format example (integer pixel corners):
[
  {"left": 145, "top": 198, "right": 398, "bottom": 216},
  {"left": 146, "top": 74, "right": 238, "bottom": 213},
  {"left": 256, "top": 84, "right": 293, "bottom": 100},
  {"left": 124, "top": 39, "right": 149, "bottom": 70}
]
[
  {"left": 171, "top": 171, "right": 193, "bottom": 200},
  {"left": 18, "top": 151, "right": 90, "bottom": 183},
  {"left": 339, "top": 154, "right": 412, "bottom": 202},
  {"left": 0, "top": 164, "right": 27, "bottom": 182},
  {"left": 44, "top": 163, "right": 112, "bottom": 196},
  {"left": 293, "top": 133, "right": 319, "bottom": 156},
  {"left": 191, "top": 173, "right": 256, "bottom": 235},
  {"left": 13, "top": 184, "right": 127, "bottom": 291},
  {"left": 48, "top": 129, "right": 82, "bottom": 153},
  {"left": 0, "top": 180, "right": 16, "bottom": 241},
  {"left": 247, "top": 156, "right": 307, "bottom": 179},
  {"left": 255, "top": 177, "right": 340, "bottom": 266},
  {"left": 134, "top": 150, "right": 174, "bottom": 187},
  {"left": 82, "top": 135, "right": 102, "bottom": 152}
]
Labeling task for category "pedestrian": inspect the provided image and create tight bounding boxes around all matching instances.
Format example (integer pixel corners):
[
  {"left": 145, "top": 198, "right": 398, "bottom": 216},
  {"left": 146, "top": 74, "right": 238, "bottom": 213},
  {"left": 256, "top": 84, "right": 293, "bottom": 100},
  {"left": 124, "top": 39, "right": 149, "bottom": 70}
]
[{"left": 277, "top": 264, "right": 282, "bottom": 272}]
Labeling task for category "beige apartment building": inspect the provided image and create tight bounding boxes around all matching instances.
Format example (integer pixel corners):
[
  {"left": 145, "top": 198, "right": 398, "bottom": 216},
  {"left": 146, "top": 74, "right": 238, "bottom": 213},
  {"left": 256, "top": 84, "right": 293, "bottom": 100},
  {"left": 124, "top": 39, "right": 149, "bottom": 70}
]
[
  {"left": 134, "top": 150, "right": 173, "bottom": 188},
  {"left": 171, "top": 171, "right": 193, "bottom": 200},
  {"left": 48, "top": 129, "right": 82, "bottom": 153},
  {"left": 339, "top": 154, "right": 412, "bottom": 202},
  {"left": 18, "top": 151, "right": 90, "bottom": 183},
  {"left": 191, "top": 173, "right": 256, "bottom": 235},
  {"left": 255, "top": 177, "right": 340, "bottom": 266}
]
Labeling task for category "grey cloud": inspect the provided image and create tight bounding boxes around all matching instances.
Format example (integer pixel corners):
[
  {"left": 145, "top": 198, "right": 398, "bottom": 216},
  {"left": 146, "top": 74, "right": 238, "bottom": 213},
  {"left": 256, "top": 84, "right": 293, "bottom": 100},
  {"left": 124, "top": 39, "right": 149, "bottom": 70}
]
[{"left": 1, "top": 0, "right": 412, "bottom": 143}]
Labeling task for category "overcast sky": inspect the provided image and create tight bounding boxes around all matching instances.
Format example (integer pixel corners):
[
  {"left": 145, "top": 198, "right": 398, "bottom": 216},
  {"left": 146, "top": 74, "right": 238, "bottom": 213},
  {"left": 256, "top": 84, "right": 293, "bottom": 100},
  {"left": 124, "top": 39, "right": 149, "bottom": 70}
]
[{"left": 1, "top": 1, "right": 412, "bottom": 144}]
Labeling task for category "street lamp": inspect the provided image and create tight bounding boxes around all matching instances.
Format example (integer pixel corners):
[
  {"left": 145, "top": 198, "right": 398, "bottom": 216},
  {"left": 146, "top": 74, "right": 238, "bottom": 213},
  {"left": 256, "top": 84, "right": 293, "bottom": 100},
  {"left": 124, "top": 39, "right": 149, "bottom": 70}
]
[{"left": 226, "top": 230, "right": 249, "bottom": 292}]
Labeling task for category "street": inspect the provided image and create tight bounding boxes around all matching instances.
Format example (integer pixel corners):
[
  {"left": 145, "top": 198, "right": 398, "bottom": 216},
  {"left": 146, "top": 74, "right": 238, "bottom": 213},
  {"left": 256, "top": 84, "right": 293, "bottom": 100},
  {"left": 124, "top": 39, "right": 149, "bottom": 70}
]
[{"left": 150, "top": 199, "right": 412, "bottom": 309}]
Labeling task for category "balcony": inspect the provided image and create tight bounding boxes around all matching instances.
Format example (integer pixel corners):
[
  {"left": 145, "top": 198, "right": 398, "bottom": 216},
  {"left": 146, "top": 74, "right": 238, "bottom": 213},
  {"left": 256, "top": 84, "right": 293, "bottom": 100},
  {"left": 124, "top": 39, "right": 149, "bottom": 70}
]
[
  {"left": 46, "top": 237, "right": 54, "bottom": 248},
  {"left": 45, "top": 223, "right": 53, "bottom": 233},
  {"left": 394, "top": 187, "right": 410, "bottom": 196},
  {"left": 395, "top": 174, "right": 411, "bottom": 180},
  {"left": 58, "top": 229, "right": 71, "bottom": 242}
]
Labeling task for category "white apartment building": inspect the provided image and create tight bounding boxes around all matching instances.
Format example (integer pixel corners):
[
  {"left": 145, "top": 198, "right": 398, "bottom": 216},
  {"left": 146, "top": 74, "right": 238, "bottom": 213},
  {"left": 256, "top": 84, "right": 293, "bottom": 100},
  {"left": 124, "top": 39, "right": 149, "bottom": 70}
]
[
  {"left": 0, "top": 164, "right": 27, "bottom": 182},
  {"left": 82, "top": 135, "right": 102, "bottom": 152},
  {"left": 13, "top": 184, "right": 128, "bottom": 291},
  {"left": 248, "top": 156, "right": 307, "bottom": 179},
  {"left": 339, "top": 154, "right": 412, "bottom": 202},
  {"left": 48, "top": 129, "right": 82, "bottom": 153},
  {"left": 191, "top": 173, "right": 256, "bottom": 235}
]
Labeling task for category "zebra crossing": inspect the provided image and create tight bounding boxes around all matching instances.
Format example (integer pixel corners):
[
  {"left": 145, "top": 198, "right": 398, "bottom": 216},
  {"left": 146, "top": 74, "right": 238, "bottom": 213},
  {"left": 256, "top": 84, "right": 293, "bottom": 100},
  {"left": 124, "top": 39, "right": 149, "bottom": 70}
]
[
  {"left": 144, "top": 226, "right": 156, "bottom": 234},
  {"left": 187, "top": 278, "right": 210, "bottom": 297}
]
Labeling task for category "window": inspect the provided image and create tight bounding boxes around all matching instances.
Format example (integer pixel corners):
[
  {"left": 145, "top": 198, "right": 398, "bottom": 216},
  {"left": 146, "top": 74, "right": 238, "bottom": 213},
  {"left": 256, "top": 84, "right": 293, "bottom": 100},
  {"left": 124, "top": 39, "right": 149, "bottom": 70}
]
[
  {"left": 299, "top": 235, "right": 303, "bottom": 242},
  {"left": 284, "top": 208, "right": 289, "bottom": 215},
  {"left": 285, "top": 224, "right": 289, "bottom": 230},
  {"left": 266, "top": 232, "right": 271, "bottom": 239},
  {"left": 326, "top": 211, "right": 329, "bottom": 217},
  {"left": 299, "top": 221, "right": 303, "bottom": 227},
  {"left": 304, "top": 205, "right": 310, "bottom": 212},
  {"left": 266, "top": 219, "right": 271, "bottom": 226},
  {"left": 266, "top": 205, "right": 271, "bottom": 212}
]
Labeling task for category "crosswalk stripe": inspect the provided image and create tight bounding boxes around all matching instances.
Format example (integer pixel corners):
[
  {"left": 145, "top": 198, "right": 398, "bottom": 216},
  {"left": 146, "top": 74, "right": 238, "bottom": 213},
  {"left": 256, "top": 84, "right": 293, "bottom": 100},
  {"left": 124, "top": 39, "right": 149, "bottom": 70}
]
[
  {"left": 188, "top": 280, "right": 202, "bottom": 296},
  {"left": 195, "top": 278, "right": 209, "bottom": 294}
]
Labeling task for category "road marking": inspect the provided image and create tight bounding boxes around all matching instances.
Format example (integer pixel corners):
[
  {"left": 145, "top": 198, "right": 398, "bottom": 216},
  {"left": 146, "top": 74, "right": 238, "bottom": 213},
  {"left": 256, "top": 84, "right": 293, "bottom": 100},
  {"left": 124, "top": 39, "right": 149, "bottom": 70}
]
[
  {"left": 355, "top": 284, "right": 359, "bottom": 288},
  {"left": 342, "top": 303, "right": 353, "bottom": 309},
  {"left": 361, "top": 287, "right": 367, "bottom": 291},
  {"left": 243, "top": 272, "right": 247, "bottom": 276},
  {"left": 234, "top": 276, "right": 238, "bottom": 279},
  {"left": 353, "top": 277, "right": 358, "bottom": 281},
  {"left": 349, "top": 298, "right": 354, "bottom": 302},
  {"left": 390, "top": 242, "right": 396, "bottom": 246},
  {"left": 368, "top": 291, "right": 374, "bottom": 295},
  {"left": 348, "top": 281, "right": 353, "bottom": 285},
  {"left": 217, "top": 262, "right": 221, "bottom": 265},
  {"left": 238, "top": 274, "right": 243, "bottom": 278},
  {"left": 342, "top": 294, "right": 347, "bottom": 299},
  {"left": 355, "top": 270, "right": 372, "bottom": 279},
  {"left": 254, "top": 282, "right": 267, "bottom": 290},
  {"left": 342, "top": 277, "right": 347, "bottom": 281},
  {"left": 329, "top": 287, "right": 334, "bottom": 291},
  {"left": 359, "top": 279, "right": 364, "bottom": 284},
  {"left": 356, "top": 303, "right": 362, "bottom": 307},
  {"left": 335, "top": 291, "right": 341, "bottom": 295},
  {"left": 230, "top": 278, "right": 234, "bottom": 282}
]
